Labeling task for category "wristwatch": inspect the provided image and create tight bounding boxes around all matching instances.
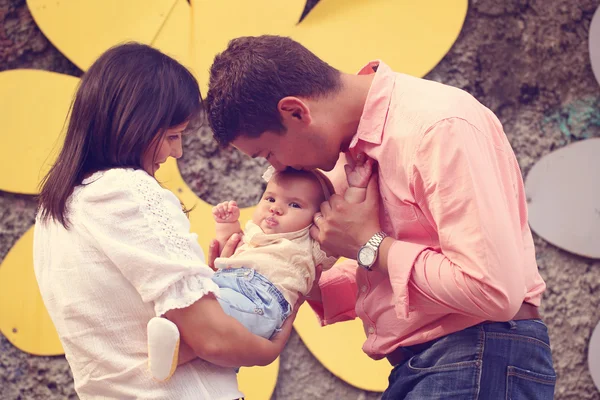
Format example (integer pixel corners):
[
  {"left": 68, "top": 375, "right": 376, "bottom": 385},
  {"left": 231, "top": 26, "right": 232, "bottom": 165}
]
[{"left": 357, "top": 231, "right": 388, "bottom": 271}]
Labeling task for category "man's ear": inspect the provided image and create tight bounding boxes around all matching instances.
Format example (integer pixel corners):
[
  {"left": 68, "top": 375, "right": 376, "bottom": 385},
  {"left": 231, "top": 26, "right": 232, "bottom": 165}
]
[{"left": 278, "top": 97, "right": 312, "bottom": 127}]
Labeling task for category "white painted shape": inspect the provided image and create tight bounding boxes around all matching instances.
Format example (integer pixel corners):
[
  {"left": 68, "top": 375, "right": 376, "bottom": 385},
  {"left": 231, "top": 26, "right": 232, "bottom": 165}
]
[
  {"left": 589, "top": 5, "right": 600, "bottom": 87},
  {"left": 525, "top": 138, "right": 600, "bottom": 259},
  {"left": 589, "top": 319, "right": 600, "bottom": 392}
]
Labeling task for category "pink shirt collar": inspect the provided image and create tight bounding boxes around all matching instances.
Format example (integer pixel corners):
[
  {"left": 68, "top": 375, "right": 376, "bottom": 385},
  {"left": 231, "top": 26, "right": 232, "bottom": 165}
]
[{"left": 349, "top": 60, "right": 396, "bottom": 149}]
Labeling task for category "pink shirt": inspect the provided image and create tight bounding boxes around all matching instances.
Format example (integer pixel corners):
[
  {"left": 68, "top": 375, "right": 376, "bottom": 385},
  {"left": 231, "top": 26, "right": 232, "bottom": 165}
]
[{"left": 310, "top": 61, "right": 546, "bottom": 360}]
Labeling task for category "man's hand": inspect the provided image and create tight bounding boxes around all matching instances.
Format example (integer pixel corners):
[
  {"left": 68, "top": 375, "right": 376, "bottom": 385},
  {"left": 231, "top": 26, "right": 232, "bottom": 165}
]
[{"left": 310, "top": 174, "right": 382, "bottom": 260}]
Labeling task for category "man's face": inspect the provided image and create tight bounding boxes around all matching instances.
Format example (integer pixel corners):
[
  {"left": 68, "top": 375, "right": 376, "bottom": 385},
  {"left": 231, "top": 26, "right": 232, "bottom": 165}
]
[{"left": 232, "top": 128, "right": 340, "bottom": 172}]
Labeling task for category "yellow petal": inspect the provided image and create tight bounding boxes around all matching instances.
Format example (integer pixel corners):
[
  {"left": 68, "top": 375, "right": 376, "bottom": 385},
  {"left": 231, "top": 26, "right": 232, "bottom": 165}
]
[
  {"left": 294, "top": 295, "right": 391, "bottom": 392},
  {"left": 0, "top": 226, "right": 63, "bottom": 356},
  {"left": 289, "top": 0, "right": 468, "bottom": 77},
  {"left": 27, "top": 0, "right": 177, "bottom": 71},
  {"left": 190, "top": 0, "right": 306, "bottom": 94},
  {"left": 0, "top": 69, "right": 78, "bottom": 195},
  {"left": 152, "top": 0, "right": 193, "bottom": 70},
  {"left": 237, "top": 359, "right": 279, "bottom": 400}
]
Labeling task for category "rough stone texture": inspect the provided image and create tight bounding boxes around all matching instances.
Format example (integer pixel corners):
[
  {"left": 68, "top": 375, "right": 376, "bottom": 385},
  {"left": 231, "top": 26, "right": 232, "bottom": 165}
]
[{"left": 1, "top": 0, "right": 600, "bottom": 398}]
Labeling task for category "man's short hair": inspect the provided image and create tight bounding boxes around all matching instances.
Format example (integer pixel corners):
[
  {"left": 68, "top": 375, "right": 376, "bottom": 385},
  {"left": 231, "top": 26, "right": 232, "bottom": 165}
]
[{"left": 206, "top": 35, "right": 341, "bottom": 146}]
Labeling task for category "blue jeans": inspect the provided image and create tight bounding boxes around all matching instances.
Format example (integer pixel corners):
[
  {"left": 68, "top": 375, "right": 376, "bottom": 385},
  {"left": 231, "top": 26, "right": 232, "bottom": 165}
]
[
  {"left": 212, "top": 267, "right": 291, "bottom": 339},
  {"left": 382, "top": 319, "right": 556, "bottom": 399}
]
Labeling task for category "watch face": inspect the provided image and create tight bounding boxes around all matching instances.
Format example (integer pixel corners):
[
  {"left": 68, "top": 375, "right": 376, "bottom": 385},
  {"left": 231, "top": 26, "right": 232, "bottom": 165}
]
[{"left": 358, "top": 246, "right": 376, "bottom": 266}]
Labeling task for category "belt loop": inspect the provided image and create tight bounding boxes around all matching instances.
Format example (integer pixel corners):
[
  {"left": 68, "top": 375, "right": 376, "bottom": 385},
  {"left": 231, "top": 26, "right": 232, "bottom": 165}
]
[{"left": 507, "top": 320, "right": 517, "bottom": 330}]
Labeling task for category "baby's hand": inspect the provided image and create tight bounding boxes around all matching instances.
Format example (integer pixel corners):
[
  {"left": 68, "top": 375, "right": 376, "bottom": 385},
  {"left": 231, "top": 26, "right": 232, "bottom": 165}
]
[
  {"left": 212, "top": 200, "right": 240, "bottom": 223},
  {"left": 344, "top": 154, "right": 373, "bottom": 188}
]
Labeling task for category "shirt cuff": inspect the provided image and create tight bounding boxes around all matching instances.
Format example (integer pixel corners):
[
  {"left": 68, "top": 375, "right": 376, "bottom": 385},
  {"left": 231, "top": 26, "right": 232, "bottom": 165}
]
[
  {"left": 154, "top": 273, "right": 221, "bottom": 317},
  {"left": 387, "top": 240, "right": 431, "bottom": 319}
]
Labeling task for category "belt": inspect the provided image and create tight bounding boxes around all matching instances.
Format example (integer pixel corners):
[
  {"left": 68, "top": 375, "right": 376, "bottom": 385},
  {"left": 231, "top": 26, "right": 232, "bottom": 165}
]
[{"left": 385, "top": 302, "right": 541, "bottom": 367}]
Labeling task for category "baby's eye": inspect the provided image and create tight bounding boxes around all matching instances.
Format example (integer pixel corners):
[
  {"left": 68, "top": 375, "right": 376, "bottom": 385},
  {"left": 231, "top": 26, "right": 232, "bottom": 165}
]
[
  {"left": 265, "top": 196, "right": 275, "bottom": 203},
  {"left": 289, "top": 202, "right": 301, "bottom": 209}
]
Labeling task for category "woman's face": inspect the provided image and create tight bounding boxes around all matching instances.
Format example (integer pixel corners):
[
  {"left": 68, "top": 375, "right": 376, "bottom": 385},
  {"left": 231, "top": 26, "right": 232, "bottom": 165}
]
[{"left": 142, "top": 121, "right": 189, "bottom": 175}]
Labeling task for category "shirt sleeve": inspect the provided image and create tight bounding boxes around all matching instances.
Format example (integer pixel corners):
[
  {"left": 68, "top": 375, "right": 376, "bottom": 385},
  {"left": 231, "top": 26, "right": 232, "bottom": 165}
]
[
  {"left": 307, "top": 259, "right": 358, "bottom": 326},
  {"left": 78, "top": 169, "right": 219, "bottom": 317},
  {"left": 387, "top": 118, "right": 527, "bottom": 321}
]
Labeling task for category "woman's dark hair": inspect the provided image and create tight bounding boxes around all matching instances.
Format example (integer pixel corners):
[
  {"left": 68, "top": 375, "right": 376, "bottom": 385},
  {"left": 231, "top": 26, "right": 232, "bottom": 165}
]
[{"left": 38, "top": 42, "right": 201, "bottom": 228}]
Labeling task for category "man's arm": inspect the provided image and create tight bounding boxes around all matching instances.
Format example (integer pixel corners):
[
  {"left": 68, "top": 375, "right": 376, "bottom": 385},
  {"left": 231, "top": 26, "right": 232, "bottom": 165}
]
[{"left": 373, "top": 118, "right": 528, "bottom": 321}]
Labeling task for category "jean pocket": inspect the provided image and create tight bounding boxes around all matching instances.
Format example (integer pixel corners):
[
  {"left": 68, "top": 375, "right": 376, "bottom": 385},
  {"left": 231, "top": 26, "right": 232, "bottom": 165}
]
[
  {"left": 506, "top": 366, "right": 556, "bottom": 400},
  {"left": 406, "top": 328, "right": 483, "bottom": 372},
  {"left": 407, "top": 342, "right": 481, "bottom": 372}
]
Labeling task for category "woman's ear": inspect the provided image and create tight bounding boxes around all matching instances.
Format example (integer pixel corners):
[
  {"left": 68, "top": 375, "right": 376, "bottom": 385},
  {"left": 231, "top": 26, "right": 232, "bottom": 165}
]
[{"left": 277, "top": 97, "right": 312, "bottom": 127}]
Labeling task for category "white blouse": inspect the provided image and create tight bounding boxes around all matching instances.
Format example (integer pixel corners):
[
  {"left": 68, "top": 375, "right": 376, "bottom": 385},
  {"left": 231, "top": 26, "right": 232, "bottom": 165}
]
[{"left": 33, "top": 168, "right": 242, "bottom": 400}]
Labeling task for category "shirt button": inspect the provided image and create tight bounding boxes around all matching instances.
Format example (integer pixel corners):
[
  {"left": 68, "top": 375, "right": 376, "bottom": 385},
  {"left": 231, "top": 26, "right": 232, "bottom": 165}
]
[
  {"left": 368, "top": 326, "right": 375, "bottom": 335},
  {"left": 361, "top": 285, "right": 368, "bottom": 293}
]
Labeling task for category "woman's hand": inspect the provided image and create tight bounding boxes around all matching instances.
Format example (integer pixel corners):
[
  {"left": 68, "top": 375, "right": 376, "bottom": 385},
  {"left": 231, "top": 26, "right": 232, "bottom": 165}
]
[{"left": 207, "top": 234, "right": 241, "bottom": 271}]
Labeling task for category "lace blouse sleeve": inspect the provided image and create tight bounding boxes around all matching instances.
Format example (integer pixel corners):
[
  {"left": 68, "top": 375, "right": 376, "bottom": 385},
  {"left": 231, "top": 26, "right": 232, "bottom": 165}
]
[{"left": 78, "top": 169, "right": 219, "bottom": 316}]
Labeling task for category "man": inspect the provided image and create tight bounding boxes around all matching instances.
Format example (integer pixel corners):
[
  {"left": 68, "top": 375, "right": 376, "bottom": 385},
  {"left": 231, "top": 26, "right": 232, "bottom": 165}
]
[{"left": 206, "top": 35, "right": 556, "bottom": 399}]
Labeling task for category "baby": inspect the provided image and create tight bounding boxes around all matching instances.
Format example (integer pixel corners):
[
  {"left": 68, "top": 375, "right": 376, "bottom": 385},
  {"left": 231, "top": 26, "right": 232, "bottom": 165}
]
[
  {"left": 148, "top": 155, "right": 373, "bottom": 380},
  {"left": 209, "top": 167, "right": 337, "bottom": 340}
]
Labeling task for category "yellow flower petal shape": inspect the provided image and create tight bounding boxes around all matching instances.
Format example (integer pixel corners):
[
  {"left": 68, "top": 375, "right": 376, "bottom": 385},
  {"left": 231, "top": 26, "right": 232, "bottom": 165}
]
[
  {"left": 295, "top": 300, "right": 391, "bottom": 392},
  {"left": 289, "top": 0, "right": 468, "bottom": 77},
  {"left": 191, "top": 0, "right": 467, "bottom": 92},
  {"left": 0, "top": 69, "right": 78, "bottom": 195},
  {"left": 152, "top": 0, "right": 192, "bottom": 70},
  {"left": 190, "top": 0, "right": 306, "bottom": 94},
  {"left": 237, "top": 361, "right": 279, "bottom": 400},
  {"left": 0, "top": 227, "right": 63, "bottom": 356},
  {"left": 27, "top": 0, "right": 178, "bottom": 71}
]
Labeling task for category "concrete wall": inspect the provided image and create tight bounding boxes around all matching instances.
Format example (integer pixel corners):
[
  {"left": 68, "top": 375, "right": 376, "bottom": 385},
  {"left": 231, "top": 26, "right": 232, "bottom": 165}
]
[{"left": 1, "top": 0, "right": 599, "bottom": 398}]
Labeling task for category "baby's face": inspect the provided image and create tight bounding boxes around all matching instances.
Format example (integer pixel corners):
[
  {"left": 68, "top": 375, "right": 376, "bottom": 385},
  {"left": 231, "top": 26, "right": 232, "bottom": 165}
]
[{"left": 252, "top": 173, "right": 322, "bottom": 234}]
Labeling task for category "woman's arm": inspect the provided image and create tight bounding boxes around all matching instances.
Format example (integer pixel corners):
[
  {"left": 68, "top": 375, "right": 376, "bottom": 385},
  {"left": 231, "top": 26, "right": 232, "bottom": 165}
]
[{"left": 166, "top": 294, "right": 296, "bottom": 368}]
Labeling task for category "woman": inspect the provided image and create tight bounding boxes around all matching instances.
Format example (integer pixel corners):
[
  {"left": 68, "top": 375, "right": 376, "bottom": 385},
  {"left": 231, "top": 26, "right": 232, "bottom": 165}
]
[{"left": 34, "top": 43, "right": 293, "bottom": 399}]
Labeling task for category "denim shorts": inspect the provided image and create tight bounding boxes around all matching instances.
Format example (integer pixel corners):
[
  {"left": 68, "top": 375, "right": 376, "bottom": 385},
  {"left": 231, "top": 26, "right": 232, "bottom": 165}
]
[
  {"left": 382, "top": 319, "right": 556, "bottom": 399},
  {"left": 212, "top": 267, "right": 291, "bottom": 339}
]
